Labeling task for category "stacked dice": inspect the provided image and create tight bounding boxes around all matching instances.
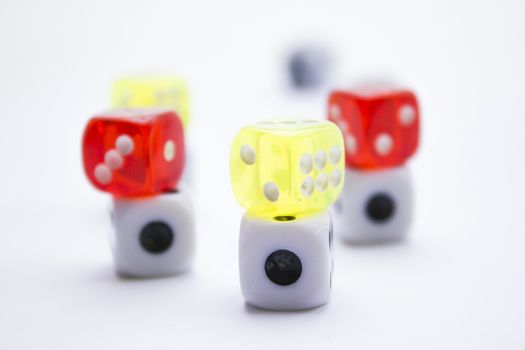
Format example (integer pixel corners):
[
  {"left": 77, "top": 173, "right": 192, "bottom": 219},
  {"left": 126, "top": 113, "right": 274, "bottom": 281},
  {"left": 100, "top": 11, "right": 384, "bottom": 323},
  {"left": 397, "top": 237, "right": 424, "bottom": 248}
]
[
  {"left": 328, "top": 85, "right": 420, "bottom": 243},
  {"left": 229, "top": 119, "right": 345, "bottom": 310},
  {"left": 82, "top": 109, "right": 195, "bottom": 277}
]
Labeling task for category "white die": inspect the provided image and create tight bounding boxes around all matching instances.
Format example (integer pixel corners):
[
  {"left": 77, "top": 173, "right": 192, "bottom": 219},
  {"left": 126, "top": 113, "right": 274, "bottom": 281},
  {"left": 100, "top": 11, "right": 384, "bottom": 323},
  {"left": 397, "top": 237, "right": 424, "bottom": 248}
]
[
  {"left": 110, "top": 188, "right": 195, "bottom": 277},
  {"left": 334, "top": 166, "right": 413, "bottom": 244},
  {"left": 239, "top": 211, "right": 333, "bottom": 310}
]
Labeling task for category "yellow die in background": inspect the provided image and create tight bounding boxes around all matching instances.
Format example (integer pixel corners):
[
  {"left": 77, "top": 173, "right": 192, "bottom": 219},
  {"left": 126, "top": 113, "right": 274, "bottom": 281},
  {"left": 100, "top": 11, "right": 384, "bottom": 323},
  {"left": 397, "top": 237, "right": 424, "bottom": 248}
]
[
  {"left": 112, "top": 75, "right": 190, "bottom": 128},
  {"left": 230, "top": 119, "right": 345, "bottom": 217}
]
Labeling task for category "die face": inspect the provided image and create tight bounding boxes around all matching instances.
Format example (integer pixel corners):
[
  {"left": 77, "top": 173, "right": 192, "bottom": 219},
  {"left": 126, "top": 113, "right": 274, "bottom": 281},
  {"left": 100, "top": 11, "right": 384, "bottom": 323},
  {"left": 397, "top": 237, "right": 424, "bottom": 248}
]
[
  {"left": 82, "top": 109, "right": 185, "bottom": 197},
  {"left": 112, "top": 76, "right": 190, "bottom": 128},
  {"left": 239, "top": 211, "right": 332, "bottom": 310},
  {"left": 328, "top": 87, "right": 420, "bottom": 169},
  {"left": 230, "top": 119, "right": 345, "bottom": 216},
  {"left": 111, "top": 189, "right": 195, "bottom": 277},
  {"left": 333, "top": 167, "right": 413, "bottom": 243}
]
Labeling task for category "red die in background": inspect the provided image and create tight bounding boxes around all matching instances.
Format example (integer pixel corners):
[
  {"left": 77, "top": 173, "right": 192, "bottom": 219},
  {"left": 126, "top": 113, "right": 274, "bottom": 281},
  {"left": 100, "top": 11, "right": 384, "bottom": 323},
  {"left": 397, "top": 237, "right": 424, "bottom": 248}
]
[
  {"left": 82, "top": 108, "right": 185, "bottom": 197},
  {"left": 328, "top": 86, "right": 420, "bottom": 170}
]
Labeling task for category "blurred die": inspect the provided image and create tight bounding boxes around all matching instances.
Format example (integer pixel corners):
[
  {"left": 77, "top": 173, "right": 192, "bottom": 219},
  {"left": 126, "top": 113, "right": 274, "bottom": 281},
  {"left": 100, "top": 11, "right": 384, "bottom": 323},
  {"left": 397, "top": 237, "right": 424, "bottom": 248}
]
[
  {"left": 288, "top": 47, "right": 331, "bottom": 90},
  {"left": 328, "top": 85, "right": 420, "bottom": 169},
  {"left": 112, "top": 75, "right": 190, "bottom": 129},
  {"left": 335, "top": 166, "right": 413, "bottom": 244}
]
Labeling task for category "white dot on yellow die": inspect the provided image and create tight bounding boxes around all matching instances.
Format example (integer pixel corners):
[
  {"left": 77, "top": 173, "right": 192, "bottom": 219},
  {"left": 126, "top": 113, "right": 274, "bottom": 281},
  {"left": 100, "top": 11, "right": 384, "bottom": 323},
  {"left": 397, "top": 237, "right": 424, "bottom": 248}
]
[
  {"left": 155, "top": 90, "right": 167, "bottom": 103},
  {"left": 301, "top": 177, "right": 314, "bottom": 197},
  {"left": 104, "top": 149, "right": 123, "bottom": 170},
  {"left": 115, "top": 135, "right": 134, "bottom": 155},
  {"left": 119, "top": 90, "right": 132, "bottom": 107},
  {"left": 316, "top": 173, "right": 328, "bottom": 192},
  {"left": 329, "top": 169, "right": 342, "bottom": 187},
  {"left": 94, "top": 164, "right": 111, "bottom": 184},
  {"left": 375, "top": 133, "right": 393, "bottom": 156},
  {"left": 164, "top": 140, "right": 176, "bottom": 161},
  {"left": 314, "top": 150, "right": 327, "bottom": 169},
  {"left": 300, "top": 153, "right": 313, "bottom": 174},
  {"left": 399, "top": 104, "right": 416, "bottom": 126},
  {"left": 169, "top": 87, "right": 179, "bottom": 96},
  {"left": 240, "top": 144, "right": 256, "bottom": 165},
  {"left": 329, "top": 145, "right": 341, "bottom": 164},
  {"left": 263, "top": 182, "right": 279, "bottom": 202}
]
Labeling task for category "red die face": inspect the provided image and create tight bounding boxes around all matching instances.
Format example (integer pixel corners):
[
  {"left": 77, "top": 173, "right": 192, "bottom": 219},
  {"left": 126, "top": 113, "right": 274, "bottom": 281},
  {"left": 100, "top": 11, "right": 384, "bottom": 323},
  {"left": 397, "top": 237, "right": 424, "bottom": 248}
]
[
  {"left": 82, "top": 109, "right": 185, "bottom": 197},
  {"left": 328, "top": 86, "right": 420, "bottom": 169}
]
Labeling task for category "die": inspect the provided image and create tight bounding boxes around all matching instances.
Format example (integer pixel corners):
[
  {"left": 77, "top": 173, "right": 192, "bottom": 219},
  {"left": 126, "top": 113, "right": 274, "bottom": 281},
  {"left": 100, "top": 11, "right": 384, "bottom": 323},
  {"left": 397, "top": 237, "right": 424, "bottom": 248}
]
[
  {"left": 110, "top": 188, "right": 195, "bottom": 277},
  {"left": 328, "top": 86, "right": 420, "bottom": 169},
  {"left": 288, "top": 47, "right": 331, "bottom": 90},
  {"left": 230, "top": 119, "right": 343, "bottom": 310},
  {"left": 334, "top": 167, "right": 413, "bottom": 243},
  {"left": 82, "top": 108, "right": 185, "bottom": 197},
  {"left": 230, "top": 119, "right": 345, "bottom": 217},
  {"left": 112, "top": 75, "right": 190, "bottom": 128},
  {"left": 239, "top": 211, "right": 333, "bottom": 310}
]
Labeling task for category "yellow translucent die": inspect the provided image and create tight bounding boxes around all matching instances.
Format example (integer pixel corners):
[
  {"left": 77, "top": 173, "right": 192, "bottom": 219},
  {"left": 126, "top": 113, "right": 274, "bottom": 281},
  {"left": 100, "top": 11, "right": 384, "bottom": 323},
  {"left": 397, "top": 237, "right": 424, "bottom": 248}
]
[
  {"left": 112, "top": 76, "right": 190, "bottom": 128},
  {"left": 230, "top": 119, "right": 345, "bottom": 216}
]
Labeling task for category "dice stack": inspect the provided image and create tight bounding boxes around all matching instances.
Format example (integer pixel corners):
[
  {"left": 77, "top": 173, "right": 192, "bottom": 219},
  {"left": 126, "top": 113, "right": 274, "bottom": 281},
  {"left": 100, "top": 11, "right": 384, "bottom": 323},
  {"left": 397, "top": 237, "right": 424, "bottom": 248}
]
[
  {"left": 328, "top": 85, "right": 420, "bottom": 243},
  {"left": 82, "top": 109, "right": 195, "bottom": 277},
  {"left": 229, "top": 119, "right": 345, "bottom": 310}
]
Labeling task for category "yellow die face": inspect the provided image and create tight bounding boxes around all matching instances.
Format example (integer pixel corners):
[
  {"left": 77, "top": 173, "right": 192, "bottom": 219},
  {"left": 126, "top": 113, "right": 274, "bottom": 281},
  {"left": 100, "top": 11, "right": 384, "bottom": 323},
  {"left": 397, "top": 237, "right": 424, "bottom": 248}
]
[
  {"left": 112, "top": 76, "right": 190, "bottom": 128},
  {"left": 230, "top": 119, "right": 345, "bottom": 216}
]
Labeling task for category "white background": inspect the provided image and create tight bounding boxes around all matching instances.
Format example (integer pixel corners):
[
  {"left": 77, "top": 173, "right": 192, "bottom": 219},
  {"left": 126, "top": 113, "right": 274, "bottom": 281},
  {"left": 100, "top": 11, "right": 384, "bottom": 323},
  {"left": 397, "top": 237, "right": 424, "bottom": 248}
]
[{"left": 1, "top": 0, "right": 524, "bottom": 349}]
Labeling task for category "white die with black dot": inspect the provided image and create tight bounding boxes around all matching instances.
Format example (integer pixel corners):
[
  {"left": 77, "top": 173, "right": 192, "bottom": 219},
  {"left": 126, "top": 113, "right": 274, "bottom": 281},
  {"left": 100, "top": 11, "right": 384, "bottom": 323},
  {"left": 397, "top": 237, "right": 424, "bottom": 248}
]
[
  {"left": 110, "top": 187, "right": 196, "bottom": 277},
  {"left": 240, "top": 211, "right": 333, "bottom": 310},
  {"left": 334, "top": 167, "right": 413, "bottom": 244},
  {"left": 230, "top": 119, "right": 344, "bottom": 310}
]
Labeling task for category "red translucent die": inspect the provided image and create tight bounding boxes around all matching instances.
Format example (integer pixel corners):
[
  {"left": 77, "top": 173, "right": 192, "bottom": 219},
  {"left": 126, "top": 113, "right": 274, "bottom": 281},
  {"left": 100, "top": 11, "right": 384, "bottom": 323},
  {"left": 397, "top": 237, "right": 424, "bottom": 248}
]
[
  {"left": 82, "top": 109, "right": 185, "bottom": 197},
  {"left": 328, "top": 86, "right": 420, "bottom": 169}
]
